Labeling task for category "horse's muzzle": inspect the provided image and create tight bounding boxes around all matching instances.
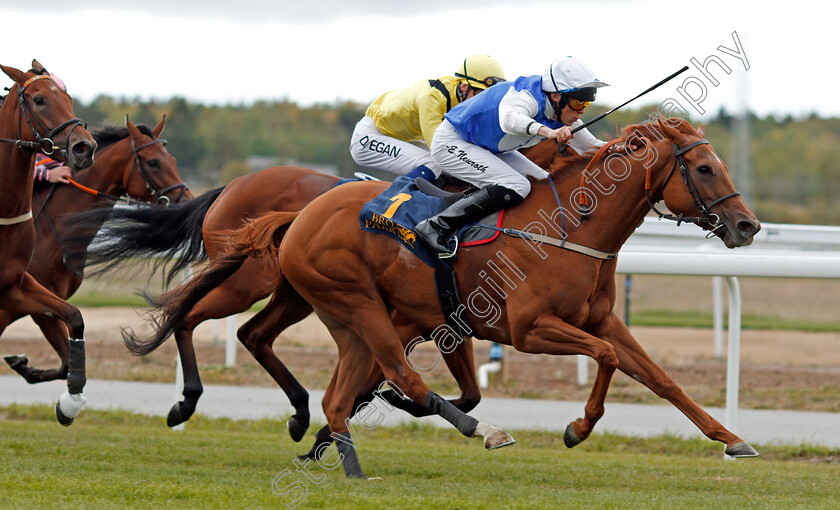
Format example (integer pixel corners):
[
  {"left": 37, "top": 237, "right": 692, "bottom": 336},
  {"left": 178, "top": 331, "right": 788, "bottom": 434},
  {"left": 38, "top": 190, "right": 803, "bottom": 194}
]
[
  {"left": 722, "top": 217, "right": 761, "bottom": 248},
  {"left": 68, "top": 138, "right": 96, "bottom": 171}
]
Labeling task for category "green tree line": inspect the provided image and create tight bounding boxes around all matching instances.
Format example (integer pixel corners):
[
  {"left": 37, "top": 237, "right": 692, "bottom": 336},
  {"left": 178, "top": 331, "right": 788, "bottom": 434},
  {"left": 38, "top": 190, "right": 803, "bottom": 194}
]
[{"left": 73, "top": 96, "right": 839, "bottom": 225}]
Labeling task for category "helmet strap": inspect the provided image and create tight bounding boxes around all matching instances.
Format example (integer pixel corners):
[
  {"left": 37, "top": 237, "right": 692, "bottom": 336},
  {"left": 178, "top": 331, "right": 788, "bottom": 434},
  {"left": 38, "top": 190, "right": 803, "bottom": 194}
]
[
  {"left": 456, "top": 83, "right": 470, "bottom": 103},
  {"left": 547, "top": 92, "right": 566, "bottom": 120}
]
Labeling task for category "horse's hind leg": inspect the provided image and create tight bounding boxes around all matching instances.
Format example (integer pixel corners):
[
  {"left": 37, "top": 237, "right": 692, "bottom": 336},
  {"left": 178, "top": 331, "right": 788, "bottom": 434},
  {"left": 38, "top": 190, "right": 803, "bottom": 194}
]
[
  {"left": 236, "top": 279, "right": 313, "bottom": 441},
  {"left": 0, "top": 274, "right": 86, "bottom": 425},
  {"left": 315, "top": 312, "right": 377, "bottom": 478},
  {"left": 5, "top": 314, "right": 70, "bottom": 383},
  {"left": 300, "top": 323, "right": 482, "bottom": 459},
  {"left": 595, "top": 314, "right": 758, "bottom": 457},
  {"left": 337, "top": 304, "right": 514, "bottom": 453},
  {"left": 164, "top": 259, "right": 276, "bottom": 427}
]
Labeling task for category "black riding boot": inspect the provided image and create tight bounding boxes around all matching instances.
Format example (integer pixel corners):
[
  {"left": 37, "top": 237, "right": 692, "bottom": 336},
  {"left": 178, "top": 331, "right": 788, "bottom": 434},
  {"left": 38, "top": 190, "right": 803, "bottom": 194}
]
[{"left": 415, "top": 184, "right": 523, "bottom": 256}]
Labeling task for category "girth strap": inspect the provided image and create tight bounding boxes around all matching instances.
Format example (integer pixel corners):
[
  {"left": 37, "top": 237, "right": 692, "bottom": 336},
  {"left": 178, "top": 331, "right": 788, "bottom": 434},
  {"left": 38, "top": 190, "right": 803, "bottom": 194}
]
[
  {"left": 0, "top": 211, "right": 33, "bottom": 225},
  {"left": 434, "top": 259, "right": 473, "bottom": 337}
]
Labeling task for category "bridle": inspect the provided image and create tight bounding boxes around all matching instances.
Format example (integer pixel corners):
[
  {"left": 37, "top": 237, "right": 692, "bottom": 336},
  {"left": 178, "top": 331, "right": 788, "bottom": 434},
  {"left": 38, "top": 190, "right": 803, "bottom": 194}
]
[
  {"left": 645, "top": 139, "right": 741, "bottom": 234},
  {"left": 130, "top": 137, "right": 188, "bottom": 205},
  {"left": 53, "top": 135, "right": 189, "bottom": 206},
  {"left": 0, "top": 74, "right": 85, "bottom": 160}
]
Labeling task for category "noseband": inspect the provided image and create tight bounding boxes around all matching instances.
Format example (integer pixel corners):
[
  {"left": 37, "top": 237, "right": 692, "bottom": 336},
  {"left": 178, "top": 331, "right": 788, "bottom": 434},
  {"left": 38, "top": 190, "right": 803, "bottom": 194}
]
[
  {"left": 646, "top": 139, "right": 741, "bottom": 232},
  {"left": 130, "top": 138, "right": 188, "bottom": 205},
  {"left": 0, "top": 74, "right": 85, "bottom": 159}
]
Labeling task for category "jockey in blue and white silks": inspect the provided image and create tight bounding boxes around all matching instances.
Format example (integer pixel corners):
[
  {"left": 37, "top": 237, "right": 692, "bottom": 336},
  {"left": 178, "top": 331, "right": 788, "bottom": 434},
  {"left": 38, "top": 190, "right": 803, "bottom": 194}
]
[{"left": 415, "top": 56, "right": 609, "bottom": 256}]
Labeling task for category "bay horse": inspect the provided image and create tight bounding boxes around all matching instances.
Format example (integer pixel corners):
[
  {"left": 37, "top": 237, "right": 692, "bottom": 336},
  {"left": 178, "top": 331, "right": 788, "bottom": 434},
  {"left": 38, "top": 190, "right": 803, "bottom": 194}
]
[
  {"left": 226, "top": 117, "right": 761, "bottom": 478},
  {"left": 74, "top": 165, "right": 485, "bottom": 450},
  {"left": 1, "top": 115, "right": 191, "bottom": 384},
  {"left": 1, "top": 60, "right": 96, "bottom": 425}
]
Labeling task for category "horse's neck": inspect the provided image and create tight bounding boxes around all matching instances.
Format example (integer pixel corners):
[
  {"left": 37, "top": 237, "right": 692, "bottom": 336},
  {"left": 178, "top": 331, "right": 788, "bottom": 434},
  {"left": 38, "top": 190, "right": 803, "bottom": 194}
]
[
  {"left": 517, "top": 155, "right": 659, "bottom": 254},
  {"left": 75, "top": 141, "right": 131, "bottom": 197},
  {"left": 40, "top": 144, "right": 127, "bottom": 248},
  {"left": 0, "top": 144, "right": 36, "bottom": 217}
]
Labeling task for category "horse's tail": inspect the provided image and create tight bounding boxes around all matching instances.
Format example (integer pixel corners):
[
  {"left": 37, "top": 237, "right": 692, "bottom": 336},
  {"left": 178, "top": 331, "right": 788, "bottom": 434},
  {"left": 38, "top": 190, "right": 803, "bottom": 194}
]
[
  {"left": 122, "top": 210, "right": 301, "bottom": 357},
  {"left": 66, "top": 187, "right": 225, "bottom": 286},
  {"left": 218, "top": 210, "right": 303, "bottom": 278}
]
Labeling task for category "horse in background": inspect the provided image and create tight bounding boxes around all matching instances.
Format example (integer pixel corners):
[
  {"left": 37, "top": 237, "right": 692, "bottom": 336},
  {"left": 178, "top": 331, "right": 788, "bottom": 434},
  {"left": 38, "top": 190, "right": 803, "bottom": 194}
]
[
  {"left": 68, "top": 165, "right": 484, "bottom": 451},
  {"left": 1, "top": 60, "right": 96, "bottom": 425},
  {"left": 1, "top": 115, "right": 191, "bottom": 383}
]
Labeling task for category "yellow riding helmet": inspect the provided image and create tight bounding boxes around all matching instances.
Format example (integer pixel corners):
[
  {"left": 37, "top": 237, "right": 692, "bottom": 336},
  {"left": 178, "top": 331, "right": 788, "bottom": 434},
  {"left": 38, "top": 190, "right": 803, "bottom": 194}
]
[{"left": 455, "top": 54, "right": 506, "bottom": 90}]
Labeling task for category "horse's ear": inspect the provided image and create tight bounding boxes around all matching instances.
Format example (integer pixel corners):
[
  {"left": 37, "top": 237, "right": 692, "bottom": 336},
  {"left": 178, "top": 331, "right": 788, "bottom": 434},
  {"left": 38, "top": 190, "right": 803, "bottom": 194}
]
[
  {"left": 656, "top": 118, "right": 683, "bottom": 143},
  {"left": 31, "top": 59, "right": 45, "bottom": 73},
  {"left": 125, "top": 115, "right": 141, "bottom": 139},
  {"left": 1, "top": 64, "right": 25, "bottom": 84},
  {"left": 152, "top": 114, "right": 166, "bottom": 138},
  {"left": 696, "top": 124, "right": 706, "bottom": 138}
]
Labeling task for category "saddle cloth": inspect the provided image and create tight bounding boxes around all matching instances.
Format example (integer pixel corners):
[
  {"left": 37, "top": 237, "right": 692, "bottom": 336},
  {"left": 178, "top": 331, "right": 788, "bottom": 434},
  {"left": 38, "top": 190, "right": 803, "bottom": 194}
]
[{"left": 358, "top": 176, "right": 503, "bottom": 268}]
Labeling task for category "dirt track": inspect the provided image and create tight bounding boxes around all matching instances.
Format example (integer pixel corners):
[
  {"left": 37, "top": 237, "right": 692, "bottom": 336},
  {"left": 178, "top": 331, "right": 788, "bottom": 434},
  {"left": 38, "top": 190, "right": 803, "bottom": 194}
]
[{"left": 2, "top": 307, "right": 839, "bottom": 412}]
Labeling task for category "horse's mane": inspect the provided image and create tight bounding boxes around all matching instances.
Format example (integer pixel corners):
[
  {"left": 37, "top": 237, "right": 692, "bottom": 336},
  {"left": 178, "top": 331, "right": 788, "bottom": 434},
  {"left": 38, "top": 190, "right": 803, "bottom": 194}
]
[
  {"left": 90, "top": 123, "right": 154, "bottom": 150},
  {"left": 542, "top": 116, "right": 700, "bottom": 179},
  {"left": 619, "top": 115, "right": 699, "bottom": 140}
]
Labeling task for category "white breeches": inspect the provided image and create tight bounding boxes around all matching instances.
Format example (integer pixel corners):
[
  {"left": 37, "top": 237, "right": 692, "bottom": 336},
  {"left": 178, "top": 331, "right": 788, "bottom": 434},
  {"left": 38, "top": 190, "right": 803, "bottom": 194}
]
[
  {"left": 430, "top": 119, "right": 549, "bottom": 198},
  {"left": 349, "top": 116, "right": 440, "bottom": 176}
]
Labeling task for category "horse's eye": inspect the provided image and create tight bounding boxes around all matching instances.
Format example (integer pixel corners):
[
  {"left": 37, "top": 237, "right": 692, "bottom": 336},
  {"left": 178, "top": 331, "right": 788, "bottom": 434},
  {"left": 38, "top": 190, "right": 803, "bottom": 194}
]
[
  {"left": 697, "top": 165, "right": 711, "bottom": 175},
  {"left": 147, "top": 159, "right": 159, "bottom": 168},
  {"left": 33, "top": 95, "right": 45, "bottom": 106}
]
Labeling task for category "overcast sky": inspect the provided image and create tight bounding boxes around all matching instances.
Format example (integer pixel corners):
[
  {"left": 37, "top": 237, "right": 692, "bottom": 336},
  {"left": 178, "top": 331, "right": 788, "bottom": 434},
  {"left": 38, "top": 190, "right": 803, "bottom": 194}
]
[{"left": 1, "top": 0, "right": 832, "bottom": 120}]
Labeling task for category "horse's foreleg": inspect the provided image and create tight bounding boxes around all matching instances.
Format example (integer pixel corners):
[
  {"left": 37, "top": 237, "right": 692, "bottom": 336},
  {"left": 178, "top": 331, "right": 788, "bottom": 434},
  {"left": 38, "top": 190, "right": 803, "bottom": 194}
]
[
  {"left": 0, "top": 310, "right": 35, "bottom": 378},
  {"left": 594, "top": 313, "right": 758, "bottom": 457},
  {"left": 513, "top": 314, "right": 619, "bottom": 447},
  {"left": 237, "top": 281, "right": 313, "bottom": 441},
  {"left": 7, "top": 314, "right": 71, "bottom": 383},
  {"left": 0, "top": 274, "right": 86, "bottom": 425}
]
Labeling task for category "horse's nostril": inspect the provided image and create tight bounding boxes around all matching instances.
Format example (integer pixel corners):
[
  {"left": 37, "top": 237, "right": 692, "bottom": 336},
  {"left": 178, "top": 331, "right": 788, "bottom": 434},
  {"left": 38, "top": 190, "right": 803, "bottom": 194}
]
[
  {"left": 72, "top": 141, "right": 93, "bottom": 157},
  {"left": 738, "top": 220, "right": 757, "bottom": 236}
]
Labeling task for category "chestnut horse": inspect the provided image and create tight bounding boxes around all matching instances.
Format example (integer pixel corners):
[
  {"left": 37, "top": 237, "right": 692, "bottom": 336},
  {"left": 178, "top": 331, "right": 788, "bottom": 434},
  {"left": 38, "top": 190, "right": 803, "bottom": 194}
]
[
  {"left": 227, "top": 117, "right": 761, "bottom": 477},
  {"left": 1, "top": 116, "right": 191, "bottom": 383},
  {"left": 1, "top": 60, "right": 96, "bottom": 425}
]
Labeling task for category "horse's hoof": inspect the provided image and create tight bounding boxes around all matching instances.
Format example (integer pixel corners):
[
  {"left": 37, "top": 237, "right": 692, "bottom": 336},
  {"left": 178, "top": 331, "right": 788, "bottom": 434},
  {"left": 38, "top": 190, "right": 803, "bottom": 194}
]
[
  {"left": 485, "top": 430, "right": 516, "bottom": 450},
  {"left": 296, "top": 453, "right": 315, "bottom": 462},
  {"left": 287, "top": 415, "right": 309, "bottom": 443},
  {"left": 4, "top": 354, "right": 28, "bottom": 369},
  {"left": 564, "top": 423, "right": 582, "bottom": 448},
  {"left": 55, "top": 402, "right": 75, "bottom": 427},
  {"left": 166, "top": 403, "right": 188, "bottom": 427},
  {"left": 725, "top": 441, "right": 759, "bottom": 458}
]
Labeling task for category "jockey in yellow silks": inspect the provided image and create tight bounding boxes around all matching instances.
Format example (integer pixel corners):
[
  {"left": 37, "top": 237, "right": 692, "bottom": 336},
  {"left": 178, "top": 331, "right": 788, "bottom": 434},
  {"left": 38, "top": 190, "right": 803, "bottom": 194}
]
[{"left": 349, "top": 54, "right": 505, "bottom": 181}]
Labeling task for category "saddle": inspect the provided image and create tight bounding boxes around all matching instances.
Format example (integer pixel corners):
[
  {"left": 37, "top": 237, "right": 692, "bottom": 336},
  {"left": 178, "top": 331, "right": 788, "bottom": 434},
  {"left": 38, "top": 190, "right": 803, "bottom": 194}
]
[{"left": 358, "top": 176, "right": 504, "bottom": 268}]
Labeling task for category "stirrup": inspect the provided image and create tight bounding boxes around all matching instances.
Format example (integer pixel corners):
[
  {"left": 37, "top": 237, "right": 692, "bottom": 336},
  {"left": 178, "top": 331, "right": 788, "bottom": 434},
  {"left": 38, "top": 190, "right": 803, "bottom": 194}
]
[
  {"left": 438, "top": 235, "right": 459, "bottom": 260},
  {"left": 354, "top": 172, "right": 380, "bottom": 181}
]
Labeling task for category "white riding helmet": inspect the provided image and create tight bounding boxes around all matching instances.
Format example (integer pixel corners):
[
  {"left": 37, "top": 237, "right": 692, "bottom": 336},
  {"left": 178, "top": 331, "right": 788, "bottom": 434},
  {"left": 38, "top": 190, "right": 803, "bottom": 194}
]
[{"left": 541, "top": 56, "right": 608, "bottom": 93}]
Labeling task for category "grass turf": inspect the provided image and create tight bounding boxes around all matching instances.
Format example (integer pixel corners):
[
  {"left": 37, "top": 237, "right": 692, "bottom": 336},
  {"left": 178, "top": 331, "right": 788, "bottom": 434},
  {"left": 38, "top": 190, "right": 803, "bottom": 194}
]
[{"left": 1, "top": 405, "right": 838, "bottom": 509}]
